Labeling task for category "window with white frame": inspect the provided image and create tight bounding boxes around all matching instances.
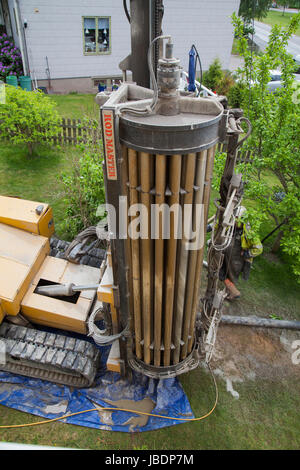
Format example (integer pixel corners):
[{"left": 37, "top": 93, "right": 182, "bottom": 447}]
[{"left": 83, "top": 17, "right": 111, "bottom": 55}]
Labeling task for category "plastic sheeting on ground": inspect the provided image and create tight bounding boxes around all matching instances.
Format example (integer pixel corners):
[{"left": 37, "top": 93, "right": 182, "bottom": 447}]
[{"left": 0, "top": 353, "right": 194, "bottom": 433}]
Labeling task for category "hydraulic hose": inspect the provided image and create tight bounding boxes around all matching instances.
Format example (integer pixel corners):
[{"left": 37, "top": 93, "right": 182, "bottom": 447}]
[{"left": 118, "top": 35, "right": 172, "bottom": 116}]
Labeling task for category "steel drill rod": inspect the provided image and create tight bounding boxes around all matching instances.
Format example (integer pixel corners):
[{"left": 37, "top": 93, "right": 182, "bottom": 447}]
[
  {"left": 35, "top": 283, "right": 99, "bottom": 297},
  {"left": 188, "top": 145, "right": 216, "bottom": 353},
  {"left": 140, "top": 151, "right": 152, "bottom": 365},
  {"left": 121, "top": 145, "right": 134, "bottom": 333},
  {"left": 173, "top": 153, "right": 196, "bottom": 364},
  {"left": 154, "top": 154, "right": 167, "bottom": 366},
  {"left": 163, "top": 153, "right": 182, "bottom": 366},
  {"left": 181, "top": 150, "right": 207, "bottom": 360},
  {"left": 220, "top": 315, "right": 300, "bottom": 330},
  {"left": 128, "top": 148, "right": 143, "bottom": 359}
]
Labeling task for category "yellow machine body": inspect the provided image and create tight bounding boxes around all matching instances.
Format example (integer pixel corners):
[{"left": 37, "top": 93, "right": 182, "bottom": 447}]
[
  {"left": 0, "top": 195, "right": 55, "bottom": 238},
  {"left": 22, "top": 256, "right": 101, "bottom": 335},
  {"left": 0, "top": 222, "right": 50, "bottom": 316},
  {"left": 0, "top": 198, "right": 99, "bottom": 334},
  {"left": 97, "top": 252, "right": 121, "bottom": 373}
]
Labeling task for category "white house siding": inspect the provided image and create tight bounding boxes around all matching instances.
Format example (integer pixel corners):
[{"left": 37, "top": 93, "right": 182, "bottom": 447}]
[
  {"left": 14, "top": 0, "right": 240, "bottom": 92},
  {"left": 163, "top": 0, "right": 241, "bottom": 72},
  {"left": 8, "top": 1, "right": 20, "bottom": 49},
  {"left": 17, "top": 0, "right": 131, "bottom": 81}
]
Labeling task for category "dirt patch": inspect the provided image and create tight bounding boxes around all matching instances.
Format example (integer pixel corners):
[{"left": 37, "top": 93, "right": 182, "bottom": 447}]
[
  {"left": 263, "top": 252, "right": 282, "bottom": 265},
  {"left": 96, "top": 397, "right": 155, "bottom": 432},
  {"left": 211, "top": 324, "right": 300, "bottom": 386}
]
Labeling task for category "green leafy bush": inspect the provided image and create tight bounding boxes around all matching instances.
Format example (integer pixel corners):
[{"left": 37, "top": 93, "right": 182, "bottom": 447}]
[
  {"left": 0, "top": 85, "right": 60, "bottom": 156},
  {"left": 60, "top": 123, "right": 105, "bottom": 239},
  {"left": 202, "top": 58, "right": 235, "bottom": 96},
  {"left": 227, "top": 80, "right": 248, "bottom": 108},
  {"left": 202, "top": 58, "right": 224, "bottom": 93}
]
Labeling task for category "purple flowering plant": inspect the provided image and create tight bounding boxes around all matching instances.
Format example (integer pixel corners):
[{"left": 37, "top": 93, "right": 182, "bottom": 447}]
[{"left": 0, "top": 34, "right": 23, "bottom": 80}]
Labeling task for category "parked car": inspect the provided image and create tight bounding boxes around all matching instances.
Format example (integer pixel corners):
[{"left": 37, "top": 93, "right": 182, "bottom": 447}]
[
  {"left": 267, "top": 70, "right": 300, "bottom": 92},
  {"left": 294, "top": 55, "right": 300, "bottom": 74},
  {"left": 236, "top": 70, "right": 300, "bottom": 92}
]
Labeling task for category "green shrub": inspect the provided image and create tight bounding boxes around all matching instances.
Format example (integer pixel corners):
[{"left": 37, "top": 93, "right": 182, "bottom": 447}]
[
  {"left": 202, "top": 58, "right": 224, "bottom": 93},
  {"left": 227, "top": 80, "right": 248, "bottom": 108},
  {"left": 60, "top": 124, "right": 105, "bottom": 239},
  {"left": 0, "top": 85, "right": 60, "bottom": 156},
  {"left": 202, "top": 58, "right": 235, "bottom": 96}
]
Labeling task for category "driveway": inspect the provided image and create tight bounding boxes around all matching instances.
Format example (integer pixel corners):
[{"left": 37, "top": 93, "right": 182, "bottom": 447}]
[{"left": 254, "top": 20, "right": 300, "bottom": 59}]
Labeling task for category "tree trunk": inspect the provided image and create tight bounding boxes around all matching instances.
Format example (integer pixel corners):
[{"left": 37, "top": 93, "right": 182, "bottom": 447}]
[
  {"left": 27, "top": 142, "right": 34, "bottom": 157},
  {"left": 271, "top": 230, "right": 284, "bottom": 253}
]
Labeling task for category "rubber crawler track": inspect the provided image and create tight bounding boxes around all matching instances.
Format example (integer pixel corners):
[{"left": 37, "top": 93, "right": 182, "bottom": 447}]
[{"left": 0, "top": 323, "right": 100, "bottom": 388}]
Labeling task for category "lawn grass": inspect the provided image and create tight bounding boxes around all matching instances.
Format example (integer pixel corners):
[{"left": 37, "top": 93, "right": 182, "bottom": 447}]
[
  {"left": 1, "top": 369, "right": 299, "bottom": 449},
  {"left": 259, "top": 10, "right": 300, "bottom": 36},
  {"left": 49, "top": 93, "right": 99, "bottom": 120},
  {"left": 0, "top": 142, "right": 75, "bottom": 241}
]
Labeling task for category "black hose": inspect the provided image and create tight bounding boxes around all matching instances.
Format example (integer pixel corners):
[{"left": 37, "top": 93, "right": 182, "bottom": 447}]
[
  {"left": 261, "top": 219, "right": 287, "bottom": 244},
  {"left": 191, "top": 44, "right": 203, "bottom": 96},
  {"left": 123, "top": 0, "right": 131, "bottom": 23}
]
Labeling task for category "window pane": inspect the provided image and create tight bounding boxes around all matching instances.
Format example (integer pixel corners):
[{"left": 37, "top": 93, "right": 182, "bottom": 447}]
[
  {"left": 98, "top": 18, "right": 109, "bottom": 53},
  {"left": 84, "top": 17, "right": 96, "bottom": 53}
]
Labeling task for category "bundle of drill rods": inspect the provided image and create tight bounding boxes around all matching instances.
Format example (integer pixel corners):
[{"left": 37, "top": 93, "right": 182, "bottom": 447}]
[{"left": 124, "top": 144, "right": 217, "bottom": 367}]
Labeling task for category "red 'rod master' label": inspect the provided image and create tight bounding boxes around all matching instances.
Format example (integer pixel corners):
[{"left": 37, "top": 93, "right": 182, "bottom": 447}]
[{"left": 102, "top": 110, "right": 117, "bottom": 180}]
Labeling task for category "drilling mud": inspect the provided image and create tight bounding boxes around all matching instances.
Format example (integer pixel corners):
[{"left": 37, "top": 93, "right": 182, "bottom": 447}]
[{"left": 211, "top": 324, "right": 300, "bottom": 396}]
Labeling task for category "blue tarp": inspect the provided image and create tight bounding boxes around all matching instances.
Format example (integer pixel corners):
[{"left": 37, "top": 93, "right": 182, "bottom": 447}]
[{"left": 0, "top": 348, "right": 194, "bottom": 432}]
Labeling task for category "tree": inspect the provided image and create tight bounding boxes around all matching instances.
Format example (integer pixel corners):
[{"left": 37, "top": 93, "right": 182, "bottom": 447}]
[
  {"left": 238, "top": 0, "right": 273, "bottom": 22},
  {"left": 0, "top": 85, "right": 60, "bottom": 156},
  {"left": 223, "top": 13, "right": 300, "bottom": 281},
  {"left": 277, "top": 1, "right": 290, "bottom": 15}
]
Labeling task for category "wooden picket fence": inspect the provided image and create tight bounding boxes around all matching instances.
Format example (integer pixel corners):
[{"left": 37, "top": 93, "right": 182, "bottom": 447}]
[
  {"left": 217, "top": 140, "right": 254, "bottom": 164},
  {"left": 49, "top": 120, "right": 253, "bottom": 158},
  {"left": 52, "top": 118, "right": 101, "bottom": 146}
]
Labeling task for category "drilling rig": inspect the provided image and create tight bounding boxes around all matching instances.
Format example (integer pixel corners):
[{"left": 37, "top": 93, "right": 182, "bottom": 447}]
[{"left": 0, "top": 0, "right": 250, "bottom": 384}]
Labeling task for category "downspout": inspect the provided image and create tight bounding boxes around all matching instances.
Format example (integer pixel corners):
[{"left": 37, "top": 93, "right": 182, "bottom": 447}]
[{"left": 14, "top": 0, "right": 28, "bottom": 76}]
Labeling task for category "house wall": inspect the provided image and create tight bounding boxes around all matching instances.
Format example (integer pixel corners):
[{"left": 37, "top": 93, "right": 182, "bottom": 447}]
[
  {"left": 16, "top": 0, "right": 240, "bottom": 93},
  {"left": 7, "top": 0, "right": 20, "bottom": 48},
  {"left": 17, "top": 0, "right": 130, "bottom": 88},
  {"left": 163, "top": 0, "right": 241, "bottom": 72}
]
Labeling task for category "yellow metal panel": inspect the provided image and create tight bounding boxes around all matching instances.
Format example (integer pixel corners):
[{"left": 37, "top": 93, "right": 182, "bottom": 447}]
[
  {"left": 37, "top": 207, "right": 55, "bottom": 238},
  {"left": 106, "top": 340, "right": 121, "bottom": 373},
  {"left": 21, "top": 285, "right": 92, "bottom": 334},
  {"left": 0, "top": 196, "right": 54, "bottom": 237},
  {"left": 97, "top": 265, "right": 114, "bottom": 304},
  {"left": 61, "top": 262, "right": 101, "bottom": 301},
  {"left": 22, "top": 315, "right": 87, "bottom": 335},
  {"left": 0, "top": 224, "right": 49, "bottom": 316},
  {"left": 21, "top": 256, "right": 101, "bottom": 335},
  {"left": 0, "top": 302, "right": 5, "bottom": 324},
  {"left": 97, "top": 286, "right": 114, "bottom": 305},
  {"left": 107, "top": 362, "right": 121, "bottom": 373}
]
